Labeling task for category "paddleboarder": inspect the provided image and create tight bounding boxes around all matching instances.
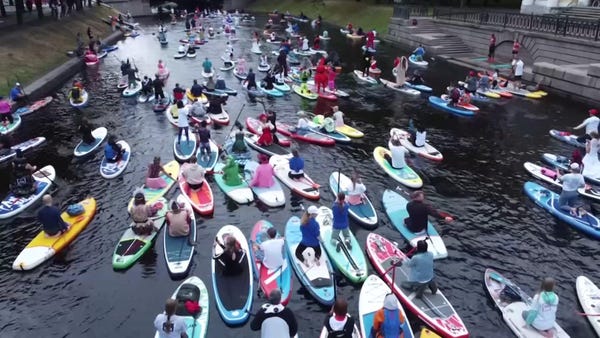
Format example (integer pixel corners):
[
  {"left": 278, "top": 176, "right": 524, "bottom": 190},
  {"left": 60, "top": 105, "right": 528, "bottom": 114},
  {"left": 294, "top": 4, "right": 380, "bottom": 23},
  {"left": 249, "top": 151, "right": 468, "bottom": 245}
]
[
  {"left": 252, "top": 227, "right": 285, "bottom": 271},
  {"left": 371, "top": 293, "right": 407, "bottom": 338},
  {"left": 130, "top": 192, "right": 159, "bottom": 235},
  {"left": 385, "top": 136, "right": 408, "bottom": 170},
  {"left": 214, "top": 235, "right": 245, "bottom": 276},
  {"left": 166, "top": 201, "right": 192, "bottom": 239},
  {"left": 38, "top": 195, "right": 70, "bottom": 237},
  {"left": 331, "top": 192, "right": 352, "bottom": 250},
  {"left": 250, "top": 154, "right": 275, "bottom": 188},
  {"left": 522, "top": 278, "right": 560, "bottom": 334},
  {"left": 250, "top": 289, "right": 298, "bottom": 338},
  {"left": 346, "top": 173, "right": 366, "bottom": 206},
  {"left": 153, "top": 299, "right": 188, "bottom": 338},
  {"left": 10, "top": 150, "right": 37, "bottom": 197},
  {"left": 555, "top": 162, "right": 586, "bottom": 215},
  {"left": 145, "top": 156, "right": 170, "bottom": 189},
  {"left": 294, "top": 206, "right": 322, "bottom": 267},
  {"left": 288, "top": 150, "right": 305, "bottom": 179},
  {"left": 573, "top": 108, "right": 599, "bottom": 143},
  {"left": 322, "top": 299, "right": 358, "bottom": 337},
  {"left": 399, "top": 240, "right": 437, "bottom": 298},
  {"left": 404, "top": 191, "right": 453, "bottom": 234}
]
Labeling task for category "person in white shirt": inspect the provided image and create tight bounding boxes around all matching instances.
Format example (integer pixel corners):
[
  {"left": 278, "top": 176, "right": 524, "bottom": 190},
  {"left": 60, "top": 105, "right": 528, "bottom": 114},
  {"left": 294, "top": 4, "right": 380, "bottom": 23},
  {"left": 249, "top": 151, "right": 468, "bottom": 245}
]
[
  {"left": 301, "top": 37, "right": 309, "bottom": 51},
  {"left": 512, "top": 58, "right": 524, "bottom": 90},
  {"left": 332, "top": 106, "right": 344, "bottom": 128},
  {"left": 574, "top": 108, "right": 599, "bottom": 143},
  {"left": 415, "top": 130, "right": 427, "bottom": 147},
  {"left": 254, "top": 227, "right": 285, "bottom": 270},
  {"left": 154, "top": 299, "right": 188, "bottom": 338},
  {"left": 386, "top": 136, "right": 408, "bottom": 169},
  {"left": 176, "top": 101, "right": 190, "bottom": 144},
  {"left": 296, "top": 116, "right": 311, "bottom": 131}
]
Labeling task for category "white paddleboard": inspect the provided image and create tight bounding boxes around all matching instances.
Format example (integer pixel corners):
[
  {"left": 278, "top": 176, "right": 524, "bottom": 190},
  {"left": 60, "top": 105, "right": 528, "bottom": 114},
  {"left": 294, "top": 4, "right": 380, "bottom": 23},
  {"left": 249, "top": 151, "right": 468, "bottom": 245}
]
[
  {"left": 390, "top": 128, "right": 443, "bottom": 161},
  {"left": 269, "top": 154, "right": 320, "bottom": 200},
  {"left": 244, "top": 160, "right": 285, "bottom": 207},
  {"left": 74, "top": 127, "right": 107, "bottom": 157},
  {"left": 100, "top": 141, "right": 130, "bottom": 179},
  {"left": 576, "top": 276, "right": 600, "bottom": 337}
]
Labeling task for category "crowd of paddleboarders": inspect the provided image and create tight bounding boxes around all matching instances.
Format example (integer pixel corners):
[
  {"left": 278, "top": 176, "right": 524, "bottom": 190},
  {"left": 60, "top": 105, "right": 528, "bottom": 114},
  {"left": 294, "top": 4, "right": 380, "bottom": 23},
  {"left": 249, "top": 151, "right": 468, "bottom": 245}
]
[{"left": 2, "top": 7, "right": 595, "bottom": 338}]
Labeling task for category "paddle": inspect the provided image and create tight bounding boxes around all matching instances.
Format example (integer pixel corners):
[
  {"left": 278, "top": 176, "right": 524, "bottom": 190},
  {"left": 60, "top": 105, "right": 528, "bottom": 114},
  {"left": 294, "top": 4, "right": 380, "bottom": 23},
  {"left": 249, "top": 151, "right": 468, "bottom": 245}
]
[{"left": 36, "top": 167, "right": 59, "bottom": 189}]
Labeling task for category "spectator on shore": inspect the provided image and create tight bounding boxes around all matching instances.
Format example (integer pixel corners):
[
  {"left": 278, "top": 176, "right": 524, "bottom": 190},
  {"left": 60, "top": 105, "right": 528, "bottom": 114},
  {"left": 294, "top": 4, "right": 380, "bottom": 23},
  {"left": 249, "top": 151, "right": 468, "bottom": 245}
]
[
  {"left": 488, "top": 34, "right": 496, "bottom": 63},
  {"left": 512, "top": 39, "right": 520, "bottom": 59}
]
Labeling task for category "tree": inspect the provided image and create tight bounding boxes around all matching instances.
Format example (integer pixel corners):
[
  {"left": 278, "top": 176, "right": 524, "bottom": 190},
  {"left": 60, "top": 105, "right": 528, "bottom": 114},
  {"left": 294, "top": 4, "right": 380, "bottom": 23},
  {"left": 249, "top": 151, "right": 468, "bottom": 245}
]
[
  {"left": 35, "top": 0, "right": 43, "bottom": 19},
  {"left": 15, "top": 0, "right": 24, "bottom": 24}
]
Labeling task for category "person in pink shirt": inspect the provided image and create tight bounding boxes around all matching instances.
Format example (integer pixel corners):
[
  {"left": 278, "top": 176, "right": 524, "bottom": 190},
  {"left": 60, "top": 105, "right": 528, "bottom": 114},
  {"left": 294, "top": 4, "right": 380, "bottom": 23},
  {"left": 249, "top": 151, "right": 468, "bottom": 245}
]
[
  {"left": 0, "top": 98, "right": 13, "bottom": 126},
  {"left": 327, "top": 64, "right": 337, "bottom": 91},
  {"left": 250, "top": 153, "right": 275, "bottom": 188}
]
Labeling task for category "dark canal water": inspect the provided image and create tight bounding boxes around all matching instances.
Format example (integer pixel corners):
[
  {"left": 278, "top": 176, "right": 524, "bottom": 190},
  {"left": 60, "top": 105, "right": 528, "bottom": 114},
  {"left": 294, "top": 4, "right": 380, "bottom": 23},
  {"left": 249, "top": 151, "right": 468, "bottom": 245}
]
[{"left": 0, "top": 14, "right": 596, "bottom": 338}]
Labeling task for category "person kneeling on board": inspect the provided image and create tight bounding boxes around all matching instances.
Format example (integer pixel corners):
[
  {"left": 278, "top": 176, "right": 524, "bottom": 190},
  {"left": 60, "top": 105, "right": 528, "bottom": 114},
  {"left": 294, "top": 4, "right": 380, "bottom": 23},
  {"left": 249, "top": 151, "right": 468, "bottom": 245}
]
[
  {"left": 146, "top": 156, "right": 170, "bottom": 189},
  {"left": 295, "top": 206, "right": 322, "bottom": 268},
  {"left": 288, "top": 150, "right": 305, "bottom": 179},
  {"left": 39, "top": 195, "right": 70, "bottom": 237},
  {"left": 385, "top": 135, "right": 409, "bottom": 170},
  {"left": 10, "top": 150, "right": 37, "bottom": 197},
  {"left": 104, "top": 135, "right": 124, "bottom": 163},
  {"left": 130, "top": 192, "right": 159, "bottom": 235},
  {"left": 522, "top": 277, "right": 560, "bottom": 335},
  {"left": 181, "top": 155, "right": 205, "bottom": 190},
  {"left": 253, "top": 227, "right": 285, "bottom": 271},
  {"left": 371, "top": 293, "right": 406, "bottom": 338},
  {"left": 399, "top": 240, "right": 437, "bottom": 299},
  {"left": 250, "top": 154, "right": 276, "bottom": 188},
  {"left": 555, "top": 163, "right": 586, "bottom": 216},
  {"left": 214, "top": 235, "right": 245, "bottom": 276},
  {"left": 166, "top": 201, "right": 192, "bottom": 242},
  {"left": 346, "top": 173, "right": 366, "bottom": 206},
  {"left": 250, "top": 289, "right": 298, "bottom": 338},
  {"left": 331, "top": 192, "right": 352, "bottom": 250},
  {"left": 446, "top": 84, "right": 461, "bottom": 107},
  {"left": 231, "top": 125, "right": 248, "bottom": 154},
  {"left": 405, "top": 191, "right": 453, "bottom": 234},
  {"left": 69, "top": 80, "right": 83, "bottom": 103},
  {"left": 322, "top": 299, "right": 358, "bottom": 338},
  {"left": 222, "top": 156, "right": 243, "bottom": 186}
]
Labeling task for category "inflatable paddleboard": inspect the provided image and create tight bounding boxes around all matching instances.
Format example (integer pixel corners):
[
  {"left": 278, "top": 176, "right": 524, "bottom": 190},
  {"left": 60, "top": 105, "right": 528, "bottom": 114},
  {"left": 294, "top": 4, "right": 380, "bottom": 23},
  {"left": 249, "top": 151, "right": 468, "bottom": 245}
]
[
  {"left": 292, "top": 84, "right": 318, "bottom": 100},
  {"left": 100, "top": 141, "right": 130, "bottom": 179},
  {"left": 74, "top": 127, "right": 107, "bottom": 157},
  {"left": 211, "top": 225, "right": 253, "bottom": 325},
  {"left": 244, "top": 133, "right": 292, "bottom": 157},
  {"left": 0, "top": 137, "right": 46, "bottom": 164},
  {"left": 207, "top": 105, "right": 230, "bottom": 125},
  {"left": 15, "top": 96, "right": 53, "bottom": 116},
  {"left": 523, "top": 161, "right": 600, "bottom": 201},
  {"left": 576, "top": 276, "right": 600, "bottom": 337},
  {"left": 366, "top": 233, "right": 468, "bottom": 338},
  {"left": 126, "top": 160, "right": 179, "bottom": 209},
  {"left": 353, "top": 70, "right": 378, "bottom": 84},
  {"left": 270, "top": 154, "right": 320, "bottom": 200},
  {"left": 382, "top": 189, "right": 448, "bottom": 259},
  {"left": 245, "top": 117, "right": 291, "bottom": 147},
  {"left": 243, "top": 160, "right": 285, "bottom": 207},
  {"left": 69, "top": 90, "right": 89, "bottom": 108},
  {"left": 390, "top": 128, "right": 443, "bottom": 161},
  {"left": 373, "top": 147, "right": 422, "bottom": 188},
  {"left": 380, "top": 78, "right": 420, "bottom": 95},
  {"left": 164, "top": 195, "right": 197, "bottom": 276},
  {"left": 12, "top": 197, "right": 96, "bottom": 271},
  {"left": 329, "top": 171, "right": 377, "bottom": 228},
  {"left": 548, "top": 129, "right": 585, "bottom": 148},
  {"left": 428, "top": 96, "right": 475, "bottom": 117},
  {"left": 196, "top": 139, "right": 219, "bottom": 172},
  {"left": 276, "top": 122, "right": 335, "bottom": 146},
  {"left": 0, "top": 165, "right": 55, "bottom": 219},
  {"left": 122, "top": 81, "right": 142, "bottom": 97},
  {"left": 408, "top": 54, "right": 428, "bottom": 67},
  {"left": 285, "top": 215, "right": 335, "bottom": 305},
  {"left": 173, "top": 135, "right": 197, "bottom": 162},
  {"left": 249, "top": 220, "right": 293, "bottom": 305}
]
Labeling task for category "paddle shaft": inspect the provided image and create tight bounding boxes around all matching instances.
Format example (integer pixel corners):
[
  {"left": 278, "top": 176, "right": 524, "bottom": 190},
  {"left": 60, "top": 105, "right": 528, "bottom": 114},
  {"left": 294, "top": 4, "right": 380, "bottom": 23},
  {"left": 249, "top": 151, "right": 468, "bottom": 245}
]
[
  {"left": 226, "top": 103, "right": 246, "bottom": 136},
  {"left": 38, "top": 168, "right": 59, "bottom": 189}
]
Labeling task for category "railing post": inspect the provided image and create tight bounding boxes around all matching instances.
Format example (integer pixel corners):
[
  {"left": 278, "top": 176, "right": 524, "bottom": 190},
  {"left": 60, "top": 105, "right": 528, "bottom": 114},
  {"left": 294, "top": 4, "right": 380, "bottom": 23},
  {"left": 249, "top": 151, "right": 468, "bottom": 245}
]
[
  {"left": 529, "top": 13, "right": 533, "bottom": 30},
  {"left": 563, "top": 15, "right": 568, "bottom": 36},
  {"left": 596, "top": 19, "right": 600, "bottom": 41},
  {"left": 504, "top": 13, "right": 508, "bottom": 28},
  {"left": 463, "top": 12, "right": 467, "bottom": 22},
  {"left": 555, "top": 16, "right": 560, "bottom": 35}
]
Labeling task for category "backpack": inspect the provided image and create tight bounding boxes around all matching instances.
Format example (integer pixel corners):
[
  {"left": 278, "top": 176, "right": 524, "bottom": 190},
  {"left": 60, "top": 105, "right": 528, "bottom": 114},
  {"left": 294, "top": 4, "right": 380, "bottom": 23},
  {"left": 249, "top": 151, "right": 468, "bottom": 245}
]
[
  {"left": 324, "top": 315, "right": 355, "bottom": 338},
  {"left": 67, "top": 204, "right": 84, "bottom": 216}
]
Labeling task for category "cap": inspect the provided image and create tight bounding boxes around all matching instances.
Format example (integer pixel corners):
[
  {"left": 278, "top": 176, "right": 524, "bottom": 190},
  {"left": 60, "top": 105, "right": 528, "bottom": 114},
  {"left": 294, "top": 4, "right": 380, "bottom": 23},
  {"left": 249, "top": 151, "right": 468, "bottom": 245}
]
[
  {"left": 589, "top": 109, "right": 598, "bottom": 115},
  {"left": 383, "top": 294, "right": 398, "bottom": 310},
  {"left": 307, "top": 205, "right": 319, "bottom": 215},
  {"left": 570, "top": 162, "right": 580, "bottom": 170},
  {"left": 15, "top": 82, "right": 20, "bottom": 86}
]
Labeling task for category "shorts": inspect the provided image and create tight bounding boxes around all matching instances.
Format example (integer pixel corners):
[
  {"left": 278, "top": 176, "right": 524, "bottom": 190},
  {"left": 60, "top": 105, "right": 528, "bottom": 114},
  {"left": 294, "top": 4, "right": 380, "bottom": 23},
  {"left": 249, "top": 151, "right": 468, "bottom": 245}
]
[{"left": 512, "top": 50, "right": 519, "bottom": 55}]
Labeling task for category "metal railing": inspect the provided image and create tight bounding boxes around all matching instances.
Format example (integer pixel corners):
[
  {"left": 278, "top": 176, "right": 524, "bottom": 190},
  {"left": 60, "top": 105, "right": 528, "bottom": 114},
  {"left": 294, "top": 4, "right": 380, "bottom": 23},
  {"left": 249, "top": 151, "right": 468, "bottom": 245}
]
[{"left": 433, "top": 9, "right": 600, "bottom": 41}]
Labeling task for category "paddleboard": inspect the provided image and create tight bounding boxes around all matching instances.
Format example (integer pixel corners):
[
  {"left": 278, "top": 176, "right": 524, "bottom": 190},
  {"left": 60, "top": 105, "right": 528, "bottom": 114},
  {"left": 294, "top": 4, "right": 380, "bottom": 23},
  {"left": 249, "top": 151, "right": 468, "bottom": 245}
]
[
  {"left": 15, "top": 96, "right": 53, "bottom": 116},
  {"left": 373, "top": 147, "right": 423, "bottom": 189},
  {"left": 137, "top": 93, "right": 155, "bottom": 103},
  {"left": 541, "top": 153, "right": 570, "bottom": 172},
  {"left": 576, "top": 276, "right": 600, "bottom": 336},
  {"left": 408, "top": 54, "right": 428, "bottom": 67},
  {"left": 100, "top": 141, "right": 130, "bottom": 179},
  {"left": 524, "top": 181, "right": 600, "bottom": 239},
  {"left": 484, "top": 268, "right": 570, "bottom": 338},
  {"left": 523, "top": 161, "right": 600, "bottom": 201},
  {"left": 202, "top": 68, "right": 215, "bottom": 78},
  {"left": 548, "top": 129, "right": 585, "bottom": 148},
  {"left": 207, "top": 105, "right": 230, "bottom": 125},
  {"left": 428, "top": 96, "right": 475, "bottom": 117},
  {"left": 74, "top": 127, "right": 107, "bottom": 157},
  {"left": 405, "top": 81, "right": 432, "bottom": 92},
  {"left": 0, "top": 165, "right": 55, "bottom": 219},
  {"left": 12, "top": 197, "right": 96, "bottom": 270},
  {"left": 173, "top": 135, "right": 198, "bottom": 162},
  {"left": 353, "top": 70, "right": 378, "bottom": 84},
  {"left": 249, "top": 220, "right": 293, "bottom": 305},
  {"left": 211, "top": 225, "right": 253, "bottom": 325},
  {"left": 112, "top": 198, "right": 168, "bottom": 270},
  {"left": 245, "top": 117, "right": 291, "bottom": 147},
  {"left": 390, "top": 128, "right": 443, "bottom": 162},
  {"left": 126, "top": 160, "right": 179, "bottom": 209},
  {"left": 179, "top": 173, "right": 213, "bottom": 216},
  {"left": 154, "top": 276, "right": 209, "bottom": 338},
  {"left": 366, "top": 232, "right": 469, "bottom": 338},
  {"left": 122, "top": 81, "right": 142, "bottom": 97},
  {"left": 292, "top": 84, "right": 318, "bottom": 100},
  {"left": 243, "top": 160, "right": 285, "bottom": 207},
  {"left": 69, "top": 89, "right": 89, "bottom": 108},
  {"left": 164, "top": 195, "right": 197, "bottom": 275},
  {"left": 440, "top": 94, "right": 480, "bottom": 111},
  {"left": 274, "top": 81, "right": 291, "bottom": 92},
  {"left": 359, "top": 275, "right": 414, "bottom": 338},
  {"left": 270, "top": 154, "right": 320, "bottom": 200},
  {"left": 213, "top": 162, "right": 254, "bottom": 204},
  {"left": 336, "top": 124, "right": 364, "bottom": 138},
  {"left": 153, "top": 96, "right": 170, "bottom": 112},
  {"left": 329, "top": 171, "right": 378, "bottom": 228},
  {"left": 0, "top": 137, "right": 46, "bottom": 164},
  {"left": 317, "top": 206, "right": 367, "bottom": 283},
  {"left": 382, "top": 189, "right": 448, "bottom": 259},
  {"left": 244, "top": 133, "right": 291, "bottom": 157},
  {"left": 285, "top": 215, "right": 335, "bottom": 305},
  {"left": 196, "top": 139, "right": 219, "bottom": 172},
  {"left": 380, "top": 78, "right": 420, "bottom": 95},
  {"left": 259, "top": 83, "right": 284, "bottom": 97},
  {"left": 276, "top": 122, "right": 335, "bottom": 146}
]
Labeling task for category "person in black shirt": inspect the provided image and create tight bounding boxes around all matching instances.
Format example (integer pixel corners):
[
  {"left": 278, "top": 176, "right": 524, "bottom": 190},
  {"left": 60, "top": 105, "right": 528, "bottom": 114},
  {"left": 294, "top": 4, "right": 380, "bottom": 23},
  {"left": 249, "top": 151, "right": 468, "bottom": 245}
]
[
  {"left": 404, "top": 191, "right": 453, "bottom": 233},
  {"left": 250, "top": 289, "right": 298, "bottom": 338}
]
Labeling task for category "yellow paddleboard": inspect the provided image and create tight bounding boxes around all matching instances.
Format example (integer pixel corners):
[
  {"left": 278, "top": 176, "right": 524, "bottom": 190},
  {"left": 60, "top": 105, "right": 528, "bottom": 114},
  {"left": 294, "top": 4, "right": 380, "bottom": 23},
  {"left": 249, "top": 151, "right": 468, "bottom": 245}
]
[
  {"left": 127, "top": 160, "right": 180, "bottom": 209},
  {"left": 421, "top": 328, "right": 442, "bottom": 338},
  {"left": 12, "top": 198, "right": 97, "bottom": 270},
  {"left": 531, "top": 90, "right": 548, "bottom": 96},
  {"left": 185, "top": 89, "right": 208, "bottom": 104},
  {"left": 336, "top": 124, "right": 364, "bottom": 138},
  {"left": 480, "top": 90, "right": 501, "bottom": 99}
]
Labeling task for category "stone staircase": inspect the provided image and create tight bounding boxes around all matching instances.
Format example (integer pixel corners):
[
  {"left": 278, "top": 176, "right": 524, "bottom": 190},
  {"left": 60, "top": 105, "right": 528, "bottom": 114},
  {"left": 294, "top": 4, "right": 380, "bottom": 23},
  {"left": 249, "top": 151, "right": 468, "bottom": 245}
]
[{"left": 552, "top": 6, "right": 600, "bottom": 20}]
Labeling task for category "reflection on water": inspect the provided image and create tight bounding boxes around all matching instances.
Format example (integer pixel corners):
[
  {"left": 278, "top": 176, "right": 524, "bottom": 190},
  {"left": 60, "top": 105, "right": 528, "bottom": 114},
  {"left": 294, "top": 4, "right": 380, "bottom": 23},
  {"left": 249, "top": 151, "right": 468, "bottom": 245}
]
[{"left": 0, "top": 14, "right": 596, "bottom": 338}]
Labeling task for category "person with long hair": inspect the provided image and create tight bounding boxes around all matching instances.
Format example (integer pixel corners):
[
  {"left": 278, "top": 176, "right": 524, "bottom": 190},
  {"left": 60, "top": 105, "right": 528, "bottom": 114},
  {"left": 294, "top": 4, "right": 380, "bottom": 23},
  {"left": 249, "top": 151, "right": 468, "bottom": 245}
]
[
  {"left": 214, "top": 235, "right": 245, "bottom": 276},
  {"left": 294, "top": 206, "right": 322, "bottom": 267},
  {"left": 153, "top": 298, "right": 188, "bottom": 338},
  {"left": 321, "top": 298, "right": 358, "bottom": 338},
  {"left": 346, "top": 173, "right": 366, "bottom": 206},
  {"left": 331, "top": 192, "right": 352, "bottom": 250},
  {"left": 522, "top": 278, "right": 560, "bottom": 334}
]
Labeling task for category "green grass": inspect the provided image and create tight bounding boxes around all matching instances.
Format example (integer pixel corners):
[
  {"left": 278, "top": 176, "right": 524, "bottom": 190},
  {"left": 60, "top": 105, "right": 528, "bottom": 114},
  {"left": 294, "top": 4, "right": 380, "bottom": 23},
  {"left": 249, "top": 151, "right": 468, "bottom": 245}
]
[
  {"left": 249, "top": 0, "right": 393, "bottom": 37},
  {"left": 0, "top": 6, "right": 116, "bottom": 96}
]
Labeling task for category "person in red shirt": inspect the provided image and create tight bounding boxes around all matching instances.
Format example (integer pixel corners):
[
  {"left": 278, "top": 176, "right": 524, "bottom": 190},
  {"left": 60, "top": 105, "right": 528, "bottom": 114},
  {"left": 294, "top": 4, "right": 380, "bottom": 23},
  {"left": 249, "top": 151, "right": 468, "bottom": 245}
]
[
  {"left": 488, "top": 33, "right": 496, "bottom": 62},
  {"left": 172, "top": 83, "right": 185, "bottom": 101},
  {"left": 366, "top": 30, "right": 375, "bottom": 50},
  {"left": 512, "top": 40, "right": 520, "bottom": 59},
  {"left": 313, "top": 36, "right": 320, "bottom": 50}
]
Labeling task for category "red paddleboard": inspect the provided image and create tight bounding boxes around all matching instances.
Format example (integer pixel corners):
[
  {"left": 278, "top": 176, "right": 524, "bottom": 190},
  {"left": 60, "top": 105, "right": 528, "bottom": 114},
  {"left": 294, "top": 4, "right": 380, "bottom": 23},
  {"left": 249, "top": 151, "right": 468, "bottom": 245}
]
[
  {"left": 276, "top": 121, "right": 335, "bottom": 146},
  {"left": 178, "top": 175, "right": 214, "bottom": 216},
  {"left": 245, "top": 117, "right": 292, "bottom": 147}
]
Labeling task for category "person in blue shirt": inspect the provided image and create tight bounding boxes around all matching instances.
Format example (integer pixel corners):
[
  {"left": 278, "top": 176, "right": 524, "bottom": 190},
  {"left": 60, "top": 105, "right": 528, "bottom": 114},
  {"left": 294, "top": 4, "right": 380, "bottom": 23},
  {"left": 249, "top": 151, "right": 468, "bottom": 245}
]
[
  {"left": 399, "top": 240, "right": 437, "bottom": 299},
  {"left": 202, "top": 57, "right": 213, "bottom": 74},
  {"left": 294, "top": 205, "right": 322, "bottom": 267},
  {"left": 9, "top": 83, "right": 26, "bottom": 104},
  {"left": 331, "top": 192, "right": 352, "bottom": 250},
  {"left": 190, "top": 79, "right": 203, "bottom": 97},
  {"left": 288, "top": 150, "right": 304, "bottom": 179},
  {"left": 104, "top": 135, "right": 123, "bottom": 163},
  {"left": 38, "top": 195, "right": 69, "bottom": 237},
  {"left": 412, "top": 44, "right": 425, "bottom": 61}
]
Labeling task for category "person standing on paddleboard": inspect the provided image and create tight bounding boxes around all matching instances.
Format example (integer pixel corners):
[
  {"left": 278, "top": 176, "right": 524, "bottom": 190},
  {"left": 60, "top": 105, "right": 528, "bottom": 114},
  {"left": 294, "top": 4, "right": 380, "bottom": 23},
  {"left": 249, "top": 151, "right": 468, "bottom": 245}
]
[
  {"left": 404, "top": 191, "right": 453, "bottom": 234},
  {"left": 331, "top": 192, "right": 352, "bottom": 250},
  {"left": 295, "top": 206, "right": 322, "bottom": 267},
  {"left": 522, "top": 278, "right": 560, "bottom": 335},
  {"left": 176, "top": 101, "right": 190, "bottom": 145},
  {"left": 573, "top": 108, "right": 600, "bottom": 143},
  {"left": 153, "top": 75, "right": 165, "bottom": 101},
  {"left": 371, "top": 293, "right": 406, "bottom": 338},
  {"left": 399, "top": 240, "right": 437, "bottom": 298},
  {"left": 39, "top": 195, "right": 70, "bottom": 237},
  {"left": 250, "top": 289, "right": 298, "bottom": 338},
  {"left": 488, "top": 34, "right": 496, "bottom": 63},
  {"left": 556, "top": 163, "right": 586, "bottom": 216},
  {"left": 154, "top": 299, "right": 188, "bottom": 338}
]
